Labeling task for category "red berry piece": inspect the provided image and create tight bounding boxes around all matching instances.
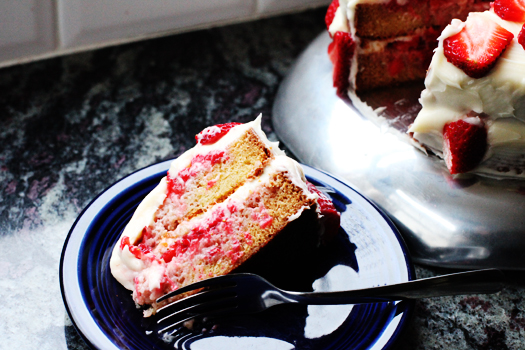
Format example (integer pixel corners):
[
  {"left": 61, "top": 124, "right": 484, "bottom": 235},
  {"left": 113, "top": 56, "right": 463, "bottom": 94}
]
[
  {"left": 306, "top": 182, "right": 340, "bottom": 243},
  {"left": 328, "top": 31, "right": 355, "bottom": 98},
  {"left": 519, "top": 23, "right": 525, "bottom": 49},
  {"left": 119, "top": 236, "right": 142, "bottom": 259},
  {"left": 195, "top": 122, "right": 242, "bottom": 145},
  {"left": 494, "top": 0, "right": 525, "bottom": 22},
  {"left": 443, "top": 14, "right": 514, "bottom": 78},
  {"left": 442, "top": 118, "right": 487, "bottom": 174},
  {"left": 325, "top": 0, "right": 340, "bottom": 34}
]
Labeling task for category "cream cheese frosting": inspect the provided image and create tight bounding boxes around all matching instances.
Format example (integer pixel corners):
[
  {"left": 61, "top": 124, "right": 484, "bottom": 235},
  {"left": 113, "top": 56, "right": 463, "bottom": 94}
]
[{"left": 410, "top": 10, "right": 525, "bottom": 177}]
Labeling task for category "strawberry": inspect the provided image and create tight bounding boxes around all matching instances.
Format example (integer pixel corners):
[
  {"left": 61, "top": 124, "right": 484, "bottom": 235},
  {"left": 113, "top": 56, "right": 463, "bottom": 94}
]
[
  {"left": 328, "top": 31, "right": 355, "bottom": 98},
  {"left": 325, "top": 0, "right": 340, "bottom": 34},
  {"left": 519, "top": 23, "right": 525, "bottom": 49},
  {"left": 442, "top": 118, "right": 487, "bottom": 174},
  {"left": 493, "top": 0, "right": 525, "bottom": 22},
  {"left": 195, "top": 122, "right": 241, "bottom": 145},
  {"left": 306, "top": 182, "right": 340, "bottom": 243},
  {"left": 443, "top": 14, "right": 514, "bottom": 79}
]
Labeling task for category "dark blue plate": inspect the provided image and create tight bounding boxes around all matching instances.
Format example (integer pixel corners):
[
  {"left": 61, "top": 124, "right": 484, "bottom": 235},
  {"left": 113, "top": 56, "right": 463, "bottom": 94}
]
[{"left": 60, "top": 160, "right": 414, "bottom": 350}]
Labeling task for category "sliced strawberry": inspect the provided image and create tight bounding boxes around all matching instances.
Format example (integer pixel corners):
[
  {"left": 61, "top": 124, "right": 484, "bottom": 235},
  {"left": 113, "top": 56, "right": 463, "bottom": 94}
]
[
  {"left": 195, "top": 122, "right": 242, "bottom": 145},
  {"left": 328, "top": 31, "right": 355, "bottom": 98},
  {"left": 519, "top": 23, "right": 525, "bottom": 49},
  {"left": 325, "top": 0, "right": 340, "bottom": 34},
  {"left": 442, "top": 118, "right": 487, "bottom": 174},
  {"left": 494, "top": 0, "right": 525, "bottom": 22},
  {"left": 443, "top": 14, "right": 514, "bottom": 79}
]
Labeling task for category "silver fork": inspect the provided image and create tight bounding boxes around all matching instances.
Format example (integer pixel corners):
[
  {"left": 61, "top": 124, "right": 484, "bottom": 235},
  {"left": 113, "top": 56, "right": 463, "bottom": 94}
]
[{"left": 155, "top": 268, "right": 504, "bottom": 334}]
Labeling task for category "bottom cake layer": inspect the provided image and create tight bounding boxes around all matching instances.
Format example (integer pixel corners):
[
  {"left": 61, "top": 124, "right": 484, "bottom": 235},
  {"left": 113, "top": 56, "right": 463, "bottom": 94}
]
[{"left": 355, "top": 28, "right": 439, "bottom": 91}]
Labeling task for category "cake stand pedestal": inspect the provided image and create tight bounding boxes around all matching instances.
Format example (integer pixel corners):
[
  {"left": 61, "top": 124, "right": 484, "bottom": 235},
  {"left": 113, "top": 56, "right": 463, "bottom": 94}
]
[{"left": 273, "top": 32, "right": 525, "bottom": 270}]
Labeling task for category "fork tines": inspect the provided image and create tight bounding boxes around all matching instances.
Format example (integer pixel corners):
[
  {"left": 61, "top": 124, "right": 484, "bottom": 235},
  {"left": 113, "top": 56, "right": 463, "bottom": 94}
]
[
  {"left": 155, "top": 274, "right": 241, "bottom": 334},
  {"left": 156, "top": 274, "right": 239, "bottom": 303},
  {"left": 156, "top": 290, "right": 237, "bottom": 333}
]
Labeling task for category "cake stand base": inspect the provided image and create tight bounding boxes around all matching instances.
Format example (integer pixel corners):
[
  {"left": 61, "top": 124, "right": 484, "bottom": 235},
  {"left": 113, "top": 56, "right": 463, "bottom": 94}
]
[{"left": 273, "top": 32, "right": 525, "bottom": 270}]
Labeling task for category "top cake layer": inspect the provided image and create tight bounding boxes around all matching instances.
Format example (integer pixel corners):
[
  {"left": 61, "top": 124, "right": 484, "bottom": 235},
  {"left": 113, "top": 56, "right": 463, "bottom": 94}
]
[
  {"left": 326, "top": 0, "right": 489, "bottom": 92},
  {"left": 331, "top": 0, "right": 486, "bottom": 39}
]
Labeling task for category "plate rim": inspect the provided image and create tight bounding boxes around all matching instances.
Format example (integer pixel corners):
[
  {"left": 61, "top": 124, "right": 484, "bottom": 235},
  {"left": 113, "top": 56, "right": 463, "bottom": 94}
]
[{"left": 59, "top": 160, "right": 415, "bottom": 350}]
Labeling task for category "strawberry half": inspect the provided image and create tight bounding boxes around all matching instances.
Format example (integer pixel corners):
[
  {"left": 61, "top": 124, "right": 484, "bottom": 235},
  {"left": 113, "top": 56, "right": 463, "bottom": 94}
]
[
  {"left": 325, "top": 0, "right": 340, "bottom": 34},
  {"left": 494, "top": 0, "right": 525, "bottom": 22},
  {"left": 519, "top": 23, "right": 525, "bottom": 49},
  {"left": 328, "top": 31, "right": 355, "bottom": 98},
  {"left": 443, "top": 14, "right": 514, "bottom": 79},
  {"left": 442, "top": 118, "right": 487, "bottom": 174}
]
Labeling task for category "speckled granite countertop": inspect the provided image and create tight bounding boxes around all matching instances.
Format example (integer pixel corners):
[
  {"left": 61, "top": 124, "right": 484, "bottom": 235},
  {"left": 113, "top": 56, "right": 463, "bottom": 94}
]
[{"left": 1, "top": 8, "right": 525, "bottom": 350}]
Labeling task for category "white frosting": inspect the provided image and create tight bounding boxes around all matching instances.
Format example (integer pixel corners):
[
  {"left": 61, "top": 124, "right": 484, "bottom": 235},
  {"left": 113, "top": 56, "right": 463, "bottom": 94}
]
[
  {"left": 329, "top": 0, "right": 350, "bottom": 37},
  {"left": 488, "top": 118, "right": 525, "bottom": 146},
  {"left": 145, "top": 261, "right": 164, "bottom": 291},
  {"left": 410, "top": 11, "right": 525, "bottom": 175},
  {"left": 110, "top": 246, "right": 146, "bottom": 290},
  {"left": 110, "top": 178, "right": 166, "bottom": 290},
  {"left": 110, "top": 117, "right": 317, "bottom": 293}
]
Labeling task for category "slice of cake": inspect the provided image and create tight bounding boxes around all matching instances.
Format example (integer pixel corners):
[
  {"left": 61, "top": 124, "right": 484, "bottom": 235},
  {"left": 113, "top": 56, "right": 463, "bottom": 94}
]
[
  {"left": 409, "top": 9, "right": 525, "bottom": 177},
  {"left": 325, "top": 0, "right": 490, "bottom": 95},
  {"left": 110, "top": 117, "right": 340, "bottom": 315}
]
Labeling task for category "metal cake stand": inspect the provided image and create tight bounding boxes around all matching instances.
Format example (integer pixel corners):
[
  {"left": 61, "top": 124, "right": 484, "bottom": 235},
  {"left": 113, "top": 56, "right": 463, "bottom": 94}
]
[{"left": 273, "top": 32, "right": 525, "bottom": 270}]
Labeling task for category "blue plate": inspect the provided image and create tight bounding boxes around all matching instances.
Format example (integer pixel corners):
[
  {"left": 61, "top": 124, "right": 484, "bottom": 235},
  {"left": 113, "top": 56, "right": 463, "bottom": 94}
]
[{"left": 60, "top": 160, "right": 414, "bottom": 350}]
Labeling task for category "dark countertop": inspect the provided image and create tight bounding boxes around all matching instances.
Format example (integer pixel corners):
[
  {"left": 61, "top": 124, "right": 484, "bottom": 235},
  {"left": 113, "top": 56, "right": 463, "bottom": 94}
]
[{"left": 1, "top": 7, "right": 524, "bottom": 350}]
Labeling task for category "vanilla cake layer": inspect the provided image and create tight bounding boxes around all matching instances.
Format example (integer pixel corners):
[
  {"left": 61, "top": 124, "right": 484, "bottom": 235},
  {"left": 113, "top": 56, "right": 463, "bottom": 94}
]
[
  {"left": 352, "top": 0, "right": 489, "bottom": 39},
  {"left": 355, "top": 28, "right": 439, "bottom": 90}
]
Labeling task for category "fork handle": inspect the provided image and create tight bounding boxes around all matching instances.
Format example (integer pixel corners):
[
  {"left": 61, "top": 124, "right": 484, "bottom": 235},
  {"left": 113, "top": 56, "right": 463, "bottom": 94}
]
[{"left": 283, "top": 268, "right": 504, "bottom": 305}]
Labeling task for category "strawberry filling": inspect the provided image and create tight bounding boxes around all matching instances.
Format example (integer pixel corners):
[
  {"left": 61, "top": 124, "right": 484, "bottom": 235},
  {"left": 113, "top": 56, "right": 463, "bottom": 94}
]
[
  {"left": 195, "top": 122, "right": 242, "bottom": 145},
  {"left": 120, "top": 236, "right": 150, "bottom": 259},
  {"left": 250, "top": 202, "right": 273, "bottom": 229},
  {"left": 160, "top": 202, "right": 248, "bottom": 265},
  {"left": 167, "top": 150, "right": 227, "bottom": 196}
]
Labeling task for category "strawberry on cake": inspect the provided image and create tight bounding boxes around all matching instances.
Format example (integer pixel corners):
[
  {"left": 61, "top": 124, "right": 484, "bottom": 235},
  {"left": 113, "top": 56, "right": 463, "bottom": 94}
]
[
  {"left": 325, "top": 0, "right": 490, "bottom": 95},
  {"left": 410, "top": 7, "right": 525, "bottom": 177},
  {"left": 110, "top": 116, "right": 340, "bottom": 315}
]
